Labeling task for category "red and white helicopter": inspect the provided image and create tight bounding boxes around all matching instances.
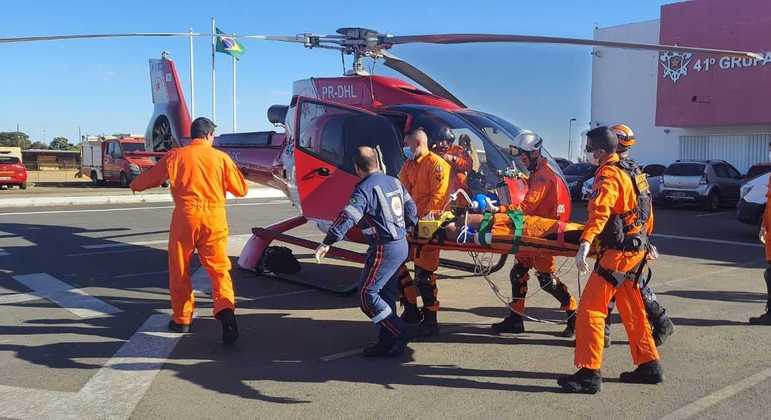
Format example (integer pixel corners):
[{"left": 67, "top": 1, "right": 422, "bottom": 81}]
[{"left": 2, "top": 28, "right": 759, "bottom": 285}]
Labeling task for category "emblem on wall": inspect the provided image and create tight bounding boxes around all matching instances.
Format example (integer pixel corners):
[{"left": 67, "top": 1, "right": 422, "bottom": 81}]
[{"left": 660, "top": 51, "right": 693, "bottom": 83}]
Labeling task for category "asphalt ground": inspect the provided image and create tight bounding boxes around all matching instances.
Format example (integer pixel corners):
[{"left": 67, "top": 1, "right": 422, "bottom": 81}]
[{"left": 0, "top": 199, "right": 769, "bottom": 419}]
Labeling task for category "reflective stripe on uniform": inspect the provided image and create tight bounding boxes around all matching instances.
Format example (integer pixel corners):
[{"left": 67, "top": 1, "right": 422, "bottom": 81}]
[
  {"left": 343, "top": 205, "right": 363, "bottom": 222},
  {"left": 374, "top": 185, "right": 400, "bottom": 238},
  {"left": 371, "top": 305, "right": 393, "bottom": 323}
]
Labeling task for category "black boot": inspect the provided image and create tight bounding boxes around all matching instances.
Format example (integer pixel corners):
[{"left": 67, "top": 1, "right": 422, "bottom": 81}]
[
  {"left": 557, "top": 368, "right": 602, "bottom": 394},
  {"left": 619, "top": 360, "right": 664, "bottom": 384},
  {"left": 215, "top": 308, "right": 239, "bottom": 345},
  {"left": 416, "top": 309, "right": 439, "bottom": 338},
  {"left": 749, "top": 311, "right": 771, "bottom": 325},
  {"left": 491, "top": 313, "right": 525, "bottom": 334},
  {"left": 400, "top": 303, "right": 423, "bottom": 324},
  {"left": 168, "top": 320, "right": 191, "bottom": 333},
  {"left": 560, "top": 311, "right": 576, "bottom": 338},
  {"left": 751, "top": 268, "right": 771, "bottom": 325}
]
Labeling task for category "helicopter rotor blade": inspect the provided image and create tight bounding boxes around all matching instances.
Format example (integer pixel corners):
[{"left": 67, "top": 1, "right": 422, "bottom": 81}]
[
  {"left": 0, "top": 32, "right": 334, "bottom": 45},
  {"left": 386, "top": 34, "right": 763, "bottom": 59},
  {"left": 380, "top": 49, "right": 466, "bottom": 108}
]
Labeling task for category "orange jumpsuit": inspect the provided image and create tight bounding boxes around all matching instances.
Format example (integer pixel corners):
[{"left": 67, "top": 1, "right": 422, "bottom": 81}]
[
  {"left": 130, "top": 138, "right": 248, "bottom": 325},
  {"left": 442, "top": 145, "right": 472, "bottom": 195},
  {"left": 574, "top": 153, "right": 659, "bottom": 370},
  {"left": 399, "top": 151, "right": 451, "bottom": 312},
  {"left": 500, "top": 157, "right": 577, "bottom": 314}
]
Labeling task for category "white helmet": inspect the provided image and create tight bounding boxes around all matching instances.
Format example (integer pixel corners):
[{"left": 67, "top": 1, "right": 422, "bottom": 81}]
[{"left": 511, "top": 130, "right": 543, "bottom": 153}]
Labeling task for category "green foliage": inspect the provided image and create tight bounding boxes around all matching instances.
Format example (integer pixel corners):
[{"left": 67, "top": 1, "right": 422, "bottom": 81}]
[
  {"left": 29, "top": 141, "right": 49, "bottom": 149},
  {"left": 0, "top": 131, "right": 31, "bottom": 149},
  {"left": 49, "top": 137, "right": 72, "bottom": 150}
]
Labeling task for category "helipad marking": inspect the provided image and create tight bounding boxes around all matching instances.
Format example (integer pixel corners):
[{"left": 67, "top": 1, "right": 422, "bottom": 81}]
[
  {"left": 11, "top": 273, "right": 121, "bottom": 318},
  {"left": 0, "top": 314, "right": 184, "bottom": 419},
  {"left": 659, "top": 366, "right": 771, "bottom": 420}
]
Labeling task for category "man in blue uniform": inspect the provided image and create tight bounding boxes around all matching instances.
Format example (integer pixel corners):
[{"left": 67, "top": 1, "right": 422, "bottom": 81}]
[{"left": 315, "top": 146, "right": 418, "bottom": 357}]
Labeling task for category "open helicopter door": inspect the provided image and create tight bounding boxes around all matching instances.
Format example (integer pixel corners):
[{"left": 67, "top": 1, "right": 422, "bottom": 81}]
[{"left": 292, "top": 97, "right": 404, "bottom": 226}]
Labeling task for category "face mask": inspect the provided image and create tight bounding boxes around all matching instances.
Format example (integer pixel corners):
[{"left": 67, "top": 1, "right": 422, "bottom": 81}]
[{"left": 403, "top": 146, "right": 415, "bottom": 160}]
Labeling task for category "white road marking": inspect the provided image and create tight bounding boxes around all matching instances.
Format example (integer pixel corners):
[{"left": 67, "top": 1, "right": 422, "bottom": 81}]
[
  {"left": 695, "top": 211, "right": 729, "bottom": 217},
  {"left": 0, "top": 292, "right": 41, "bottom": 305},
  {"left": 0, "top": 248, "right": 8, "bottom": 257},
  {"left": 656, "top": 258, "right": 763, "bottom": 289},
  {"left": 0, "top": 199, "right": 289, "bottom": 216},
  {"left": 0, "top": 314, "right": 184, "bottom": 419},
  {"left": 11, "top": 273, "right": 121, "bottom": 318},
  {"left": 192, "top": 266, "right": 212, "bottom": 295},
  {"left": 74, "top": 233, "right": 253, "bottom": 254},
  {"left": 66, "top": 248, "right": 155, "bottom": 257},
  {"left": 115, "top": 270, "right": 168, "bottom": 279},
  {"left": 654, "top": 233, "right": 762, "bottom": 248},
  {"left": 82, "top": 239, "right": 167, "bottom": 249},
  {"left": 659, "top": 367, "right": 771, "bottom": 420}
]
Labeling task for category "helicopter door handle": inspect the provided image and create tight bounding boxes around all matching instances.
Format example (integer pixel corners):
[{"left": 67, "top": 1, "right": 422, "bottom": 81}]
[{"left": 315, "top": 167, "right": 330, "bottom": 177}]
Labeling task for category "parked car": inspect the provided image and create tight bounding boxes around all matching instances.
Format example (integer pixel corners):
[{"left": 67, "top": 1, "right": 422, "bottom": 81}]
[
  {"left": 661, "top": 160, "right": 743, "bottom": 211},
  {"left": 554, "top": 157, "right": 573, "bottom": 170},
  {"left": 581, "top": 164, "right": 668, "bottom": 202},
  {"left": 0, "top": 155, "right": 28, "bottom": 189},
  {"left": 737, "top": 172, "right": 768, "bottom": 225},
  {"left": 562, "top": 162, "right": 597, "bottom": 201},
  {"left": 743, "top": 163, "right": 771, "bottom": 185}
]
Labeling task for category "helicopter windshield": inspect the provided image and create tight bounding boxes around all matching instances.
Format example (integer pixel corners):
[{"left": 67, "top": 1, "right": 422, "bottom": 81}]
[
  {"left": 458, "top": 110, "right": 567, "bottom": 180},
  {"left": 386, "top": 105, "right": 521, "bottom": 192}
]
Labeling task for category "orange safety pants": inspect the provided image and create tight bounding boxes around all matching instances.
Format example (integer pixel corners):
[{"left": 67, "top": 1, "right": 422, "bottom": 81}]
[
  {"left": 574, "top": 250, "right": 659, "bottom": 370},
  {"left": 168, "top": 206, "right": 236, "bottom": 325},
  {"left": 399, "top": 246, "right": 440, "bottom": 312}
]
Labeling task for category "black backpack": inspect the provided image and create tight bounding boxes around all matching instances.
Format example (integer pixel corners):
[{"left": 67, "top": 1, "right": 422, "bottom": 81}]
[{"left": 260, "top": 246, "right": 301, "bottom": 275}]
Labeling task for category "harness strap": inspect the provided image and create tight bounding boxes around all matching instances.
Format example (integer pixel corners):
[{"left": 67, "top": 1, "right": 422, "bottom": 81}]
[
  {"left": 505, "top": 209, "right": 524, "bottom": 253},
  {"left": 478, "top": 212, "right": 493, "bottom": 246}
]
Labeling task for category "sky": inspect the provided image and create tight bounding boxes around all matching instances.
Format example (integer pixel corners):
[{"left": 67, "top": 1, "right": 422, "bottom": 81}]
[{"left": 0, "top": 0, "right": 678, "bottom": 158}]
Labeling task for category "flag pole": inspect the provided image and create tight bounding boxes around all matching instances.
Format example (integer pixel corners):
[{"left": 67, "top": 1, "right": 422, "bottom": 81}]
[
  {"left": 211, "top": 17, "right": 216, "bottom": 124},
  {"left": 189, "top": 27, "right": 195, "bottom": 118},
  {"left": 232, "top": 53, "right": 237, "bottom": 132}
]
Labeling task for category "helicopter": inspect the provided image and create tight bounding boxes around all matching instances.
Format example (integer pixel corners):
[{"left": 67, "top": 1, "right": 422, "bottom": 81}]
[{"left": 2, "top": 28, "right": 760, "bottom": 285}]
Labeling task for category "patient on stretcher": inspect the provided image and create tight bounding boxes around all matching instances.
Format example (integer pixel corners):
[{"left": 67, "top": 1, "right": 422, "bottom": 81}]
[{"left": 443, "top": 212, "right": 585, "bottom": 245}]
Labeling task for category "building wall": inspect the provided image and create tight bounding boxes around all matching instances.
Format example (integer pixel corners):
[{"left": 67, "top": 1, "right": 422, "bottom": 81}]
[{"left": 591, "top": 19, "right": 771, "bottom": 173}]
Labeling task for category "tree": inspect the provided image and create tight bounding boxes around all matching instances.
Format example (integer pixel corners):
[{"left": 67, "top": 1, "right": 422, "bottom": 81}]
[
  {"left": 29, "top": 141, "right": 49, "bottom": 149},
  {"left": 49, "top": 137, "right": 72, "bottom": 150},
  {"left": 0, "top": 131, "right": 31, "bottom": 149}
]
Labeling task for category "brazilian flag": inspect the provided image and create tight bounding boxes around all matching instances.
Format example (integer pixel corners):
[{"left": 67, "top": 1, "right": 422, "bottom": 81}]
[{"left": 215, "top": 28, "right": 246, "bottom": 60}]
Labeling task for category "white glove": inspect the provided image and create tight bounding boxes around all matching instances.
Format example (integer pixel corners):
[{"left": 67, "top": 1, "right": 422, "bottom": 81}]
[
  {"left": 760, "top": 226, "right": 766, "bottom": 245},
  {"left": 648, "top": 244, "right": 659, "bottom": 260},
  {"left": 575, "top": 241, "right": 591, "bottom": 274},
  {"left": 484, "top": 197, "right": 499, "bottom": 213},
  {"left": 315, "top": 244, "right": 330, "bottom": 264}
]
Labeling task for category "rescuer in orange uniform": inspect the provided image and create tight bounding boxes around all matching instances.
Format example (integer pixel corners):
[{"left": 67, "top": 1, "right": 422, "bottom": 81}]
[
  {"left": 603, "top": 124, "right": 675, "bottom": 346},
  {"left": 433, "top": 129, "right": 472, "bottom": 195},
  {"left": 559, "top": 126, "right": 662, "bottom": 394},
  {"left": 753, "top": 145, "right": 771, "bottom": 325},
  {"left": 130, "top": 117, "right": 248, "bottom": 345},
  {"left": 398, "top": 127, "right": 451, "bottom": 337},
  {"left": 489, "top": 130, "right": 578, "bottom": 337}
]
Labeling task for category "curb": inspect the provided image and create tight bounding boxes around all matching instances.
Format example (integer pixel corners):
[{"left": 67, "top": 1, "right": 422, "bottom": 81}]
[{"left": 0, "top": 188, "right": 286, "bottom": 208}]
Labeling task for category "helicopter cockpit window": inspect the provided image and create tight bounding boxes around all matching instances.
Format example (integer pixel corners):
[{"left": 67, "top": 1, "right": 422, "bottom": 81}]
[{"left": 297, "top": 100, "right": 404, "bottom": 177}]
